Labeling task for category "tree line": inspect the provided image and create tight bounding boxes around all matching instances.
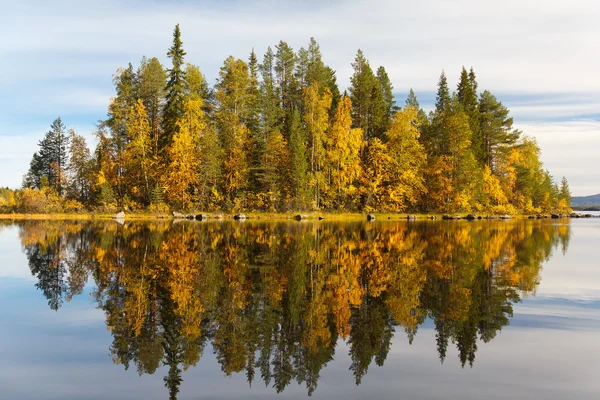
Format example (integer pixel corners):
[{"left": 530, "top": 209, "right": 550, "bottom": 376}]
[
  {"left": 6, "top": 24, "right": 571, "bottom": 214},
  {"left": 14, "top": 219, "right": 569, "bottom": 397}
]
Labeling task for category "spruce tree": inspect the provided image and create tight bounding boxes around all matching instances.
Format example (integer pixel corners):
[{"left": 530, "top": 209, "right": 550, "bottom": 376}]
[
  {"left": 260, "top": 47, "right": 280, "bottom": 134},
  {"left": 405, "top": 88, "right": 428, "bottom": 124},
  {"left": 106, "top": 63, "right": 138, "bottom": 154},
  {"left": 247, "top": 49, "right": 263, "bottom": 196},
  {"left": 435, "top": 71, "right": 450, "bottom": 114},
  {"left": 559, "top": 176, "right": 571, "bottom": 206},
  {"left": 478, "top": 90, "right": 520, "bottom": 170},
  {"left": 374, "top": 66, "right": 395, "bottom": 138},
  {"left": 162, "top": 24, "right": 187, "bottom": 151},
  {"left": 274, "top": 41, "right": 298, "bottom": 133},
  {"left": 457, "top": 66, "right": 480, "bottom": 160},
  {"left": 138, "top": 56, "right": 167, "bottom": 155},
  {"left": 349, "top": 49, "right": 380, "bottom": 142}
]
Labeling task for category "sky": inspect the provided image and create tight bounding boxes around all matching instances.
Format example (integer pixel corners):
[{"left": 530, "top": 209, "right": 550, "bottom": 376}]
[{"left": 0, "top": 0, "right": 599, "bottom": 195}]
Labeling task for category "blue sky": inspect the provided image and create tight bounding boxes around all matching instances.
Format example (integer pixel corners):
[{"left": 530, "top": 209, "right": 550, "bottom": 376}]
[{"left": 1, "top": 0, "right": 599, "bottom": 195}]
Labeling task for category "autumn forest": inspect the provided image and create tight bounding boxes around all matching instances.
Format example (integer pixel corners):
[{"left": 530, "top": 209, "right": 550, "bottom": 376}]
[{"left": 1, "top": 25, "right": 571, "bottom": 214}]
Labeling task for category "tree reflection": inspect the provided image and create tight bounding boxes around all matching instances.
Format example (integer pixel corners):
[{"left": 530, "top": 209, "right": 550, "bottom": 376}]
[{"left": 17, "top": 219, "right": 571, "bottom": 397}]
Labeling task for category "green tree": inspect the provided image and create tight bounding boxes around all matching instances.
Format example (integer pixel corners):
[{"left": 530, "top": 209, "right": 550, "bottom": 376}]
[
  {"left": 24, "top": 117, "right": 70, "bottom": 195},
  {"left": 275, "top": 41, "right": 299, "bottom": 132},
  {"left": 457, "top": 66, "right": 480, "bottom": 160},
  {"left": 138, "top": 57, "right": 167, "bottom": 155},
  {"left": 435, "top": 71, "right": 450, "bottom": 113},
  {"left": 374, "top": 66, "right": 395, "bottom": 138},
  {"left": 162, "top": 24, "right": 187, "bottom": 151},
  {"left": 67, "top": 129, "right": 92, "bottom": 203},
  {"left": 477, "top": 90, "right": 520, "bottom": 170},
  {"left": 216, "top": 56, "right": 252, "bottom": 208},
  {"left": 349, "top": 50, "right": 382, "bottom": 142}
]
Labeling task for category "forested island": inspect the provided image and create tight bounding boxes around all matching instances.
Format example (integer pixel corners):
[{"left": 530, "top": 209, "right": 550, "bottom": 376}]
[{"left": 0, "top": 25, "right": 572, "bottom": 215}]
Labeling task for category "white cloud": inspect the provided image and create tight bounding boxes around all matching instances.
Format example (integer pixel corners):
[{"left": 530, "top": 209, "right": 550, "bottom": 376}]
[
  {"left": 0, "top": 0, "right": 598, "bottom": 191},
  {"left": 516, "top": 120, "right": 600, "bottom": 196}
]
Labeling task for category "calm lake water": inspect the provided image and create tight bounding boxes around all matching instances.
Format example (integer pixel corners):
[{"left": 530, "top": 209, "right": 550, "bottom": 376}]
[{"left": 0, "top": 218, "right": 599, "bottom": 399}]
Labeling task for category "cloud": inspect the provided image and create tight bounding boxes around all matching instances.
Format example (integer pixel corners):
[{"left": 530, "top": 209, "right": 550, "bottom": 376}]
[
  {"left": 516, "top": 120, "right": 600, "bottom": 196},
  {"left": 1, "top": 0, "right": 599, "bottom": 190}
]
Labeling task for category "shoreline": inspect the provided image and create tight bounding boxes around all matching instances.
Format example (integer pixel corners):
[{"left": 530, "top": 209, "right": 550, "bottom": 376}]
[{"left": 0, "top": 212, "right": 587, "bottom": 222}]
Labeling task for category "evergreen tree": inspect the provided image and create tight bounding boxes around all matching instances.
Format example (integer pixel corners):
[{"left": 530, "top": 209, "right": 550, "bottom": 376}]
[
  {"left": 558, "top": 176, "right": 571, "bottom": 211},
  {"left": 246, "top": 49, "right": 263, "bottom": 196},
  {"left": 349, "top": 50, "right": 380, "bottom": 142},
  {"left": 246, "top": 49, "right": 262, "bottom": 138},
  {"left": 260, "top": 46, "right": 281, "bottom": 134},
  {"left": 106, "top": 63, "right": 138, "bottom": 154},
  {"left": 405, "top": 88, "right": 427, "bottom": 123},
  {"left": 478, "top": 90, "right": 520, "bottom": 170},
  {"left": 435, "top": 71, "right": 450, "bottom": 114},
  {"left": 215, "top": 56, "right": 252, "bottom": 208},
  {"left": 374, "top": 66, "right": 395, "bottom": 138},
  {"left": 25, "top": 117, "right": 70, "bottom": 195},
  {"left": 67, "top": 129, "right": 92, "bottom": 202},
  {"left": 457, "top": 66, "right": 480, "bottom": 159},
  {"left": 138, "top": 57, "right": 167, "bottom": 155},
  {"left": 288, "top": 109, "right": 310, "bottom": 209},
  {"left": 274, "top": 41, "right": 298, "bottom": 132},
  {"left": 162, "top": 24, "right": 187, "bottom": 151}
]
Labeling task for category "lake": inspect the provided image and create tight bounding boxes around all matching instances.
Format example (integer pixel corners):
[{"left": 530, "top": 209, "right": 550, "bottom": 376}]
[{"left": 0, "top": 218, "right": 599, "bottom": 399}]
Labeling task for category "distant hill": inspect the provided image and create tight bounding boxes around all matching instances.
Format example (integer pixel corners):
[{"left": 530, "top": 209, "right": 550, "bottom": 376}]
[{"left": 572, "top": 193, "right": 600, "bottom": 207}]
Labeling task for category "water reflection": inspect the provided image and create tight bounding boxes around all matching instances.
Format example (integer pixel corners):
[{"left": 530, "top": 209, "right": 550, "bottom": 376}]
[{"left": 15, "top": 219, "right": 571, "bottom": 398}]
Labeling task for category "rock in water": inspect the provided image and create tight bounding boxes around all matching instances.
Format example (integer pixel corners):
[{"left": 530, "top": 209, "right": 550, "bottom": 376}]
[
  {"left": 172, "top": 211, "right": 185, "bottom": 219},
  {"left": 234, "top": 213, "right": 247, "bottom": 220},
  {"left": 367, "top": 214, "right": 376, "bottom": 221},
  {"left": 465, "top": 214, "right": 476, "bottom": 220},
  {"left": 195, "top": 214, "right": 208, "bottom": 221},
  {"left": 114, "top": 211, "right": 125, "bottom": 219}
]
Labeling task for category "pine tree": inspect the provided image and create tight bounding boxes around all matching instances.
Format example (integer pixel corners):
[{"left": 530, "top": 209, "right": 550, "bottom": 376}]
[
  {"left": 216, "top": 56, "right": 252, "bottom": 208},
  {"left": 405, "top": 88, "right": 427, "bottom": 123},
  {"left": 349, "top": 50, "right": 380, "bottom": 142},
  {"left": 435, "top": 71, "right": 450, "bottom": 114},
  {"left": 67, "top": 130, "right": 92, "bottom": 202},
  {"left": 260, "top": 46, "right": 281, "bottom": 134},
  {"left": 274, "top": 41, "right": 298, "bottom": 132},
  {"left": 457, "top": 66, "right": 480, "bottom": 160},
  {"left": 478, "top": 90, "right": 520, "bottom": 171},
  {"left": 26, "top": 117, "right": 70, "bottom": 195},
  {"left": 374, "top": 66, "right": 395, "bottom": 138},
  {"left": 246, "top": 49, "right": 262, "bottom": 138},
  {"left": 138, "top": 57, "right": 167, "bottom": 155},
  {"left": 558, "top": 176, "right": 571, "bottom": 211},
  {"left": 107, "top": 63, "right": 138, "bottom": 154},
  {"left": 162, "top": 24, "right": 187, "bottom": 151}
]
